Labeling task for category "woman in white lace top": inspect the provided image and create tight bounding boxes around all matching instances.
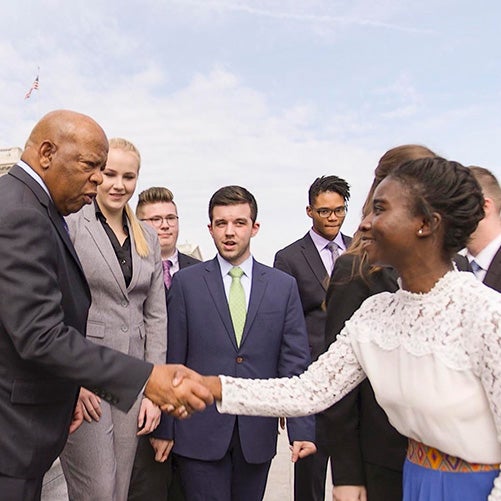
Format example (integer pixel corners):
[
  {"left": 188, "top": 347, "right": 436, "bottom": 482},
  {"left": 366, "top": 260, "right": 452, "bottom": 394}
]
[{"left": 201, "top": 157, "right": 501, "bottom": 501}]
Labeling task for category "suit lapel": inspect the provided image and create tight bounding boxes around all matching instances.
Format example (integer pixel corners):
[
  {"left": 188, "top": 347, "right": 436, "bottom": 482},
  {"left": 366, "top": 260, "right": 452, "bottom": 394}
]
[
  {"left": 301, "top": 234, "right": 330, "bottom": 291},
  {"left": 127, "top": 217, "right": 142, "bottom": 292},
  {"left": 204, "top": 258, "right": 237, "bottom": 348},
  {"left": 81, "top": 204, "right": 128, "bottom": 296},
  {"left": 484, "top": 245, "right": 501, "bottom": 292},
  {"left": 241, "top": 260, "right": 268, "bottom": 346},
  {"left": 9, "top": 166, "right": 87, "bottom": 281}
]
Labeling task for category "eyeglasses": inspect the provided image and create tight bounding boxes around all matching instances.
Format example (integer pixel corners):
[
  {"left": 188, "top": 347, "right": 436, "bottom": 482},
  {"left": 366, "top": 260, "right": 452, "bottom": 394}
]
[
  {"left": 140, "top": 215, "right": 179, "bottom": 227},
  {"left": 313, "top": 206, "right": 347, "bottom": 218}
]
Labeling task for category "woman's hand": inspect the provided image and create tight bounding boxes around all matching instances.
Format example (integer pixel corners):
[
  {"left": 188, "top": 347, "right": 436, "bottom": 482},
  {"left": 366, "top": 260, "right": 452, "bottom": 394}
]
[
  {"left": 79, "top": 387, "right": 102, "bottom": 423},
  {"left": 137, "top": 397, "right": 161, "bottom": 435},
  {"left": 149, "top": 438, "right": 174, "bottom": 463}
]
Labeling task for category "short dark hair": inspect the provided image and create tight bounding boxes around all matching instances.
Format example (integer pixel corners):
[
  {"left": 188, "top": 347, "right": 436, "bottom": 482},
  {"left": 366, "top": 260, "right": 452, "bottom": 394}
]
[
  {"left": 308, "top": 175, "right": 350, "bottom": 206},
  {"left": 389, "top": 157, "right": 485, "bottom": 256},
  {"left": 208, "top": 186, "right": 258, "bottom": 222}
]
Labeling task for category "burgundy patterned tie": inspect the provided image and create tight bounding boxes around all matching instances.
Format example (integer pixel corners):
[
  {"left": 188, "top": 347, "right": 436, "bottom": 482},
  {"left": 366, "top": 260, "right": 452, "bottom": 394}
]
[{"left": 162, "top": 259, "right": 172, "bottom": 289}]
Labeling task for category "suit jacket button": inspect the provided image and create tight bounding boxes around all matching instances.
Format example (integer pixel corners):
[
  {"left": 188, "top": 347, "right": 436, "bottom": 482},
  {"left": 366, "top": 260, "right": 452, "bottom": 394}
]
[
  {"left": 121, "top": 325, "right": 128, "bottom": 332},
  {"left": 121, "top": 300, "right": 128, "bottom": 307},
  {"left": 236, "top": 356, "right": 244, "bottom": 364}
]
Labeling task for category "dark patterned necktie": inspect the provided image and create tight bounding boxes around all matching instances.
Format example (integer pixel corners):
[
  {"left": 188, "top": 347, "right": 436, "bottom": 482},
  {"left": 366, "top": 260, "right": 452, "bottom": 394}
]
[{"left": 162, "top": 259, "right": 172, "bottom": 289}]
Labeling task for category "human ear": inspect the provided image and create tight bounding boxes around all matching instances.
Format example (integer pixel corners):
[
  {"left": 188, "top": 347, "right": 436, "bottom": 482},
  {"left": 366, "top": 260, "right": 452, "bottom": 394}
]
[
  {"left": 417, "top": 212, "right": 442, "bottom": 237},
  {"left": 39, "top": 141, "right": 56, "bottom": 169}
]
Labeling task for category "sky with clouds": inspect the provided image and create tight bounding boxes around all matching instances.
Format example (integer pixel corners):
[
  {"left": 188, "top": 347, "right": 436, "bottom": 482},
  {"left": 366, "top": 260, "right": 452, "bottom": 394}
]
[{"left": 1, "top": 0, "right": 500, "bottom": 263}]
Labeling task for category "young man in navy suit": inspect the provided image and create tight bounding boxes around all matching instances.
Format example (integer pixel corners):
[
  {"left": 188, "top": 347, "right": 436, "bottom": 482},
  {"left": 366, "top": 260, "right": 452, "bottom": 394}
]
[
  {"left": 466, "top": 166, "right": 501, "bottom": 292},
  {"left": 274, "top": 175, "right": 351, "bottom": 501},
  {"left": 129, "top": 187, "right": 200, "bottom": 501},
  {"left": 154, "top": 185, "right": 316, "bottom": 501}
]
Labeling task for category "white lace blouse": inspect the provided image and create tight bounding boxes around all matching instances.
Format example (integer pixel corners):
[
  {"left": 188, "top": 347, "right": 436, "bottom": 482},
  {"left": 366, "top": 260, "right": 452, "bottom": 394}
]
[{"left": 218, "top": 271, "right": 501, "bottom": 498}]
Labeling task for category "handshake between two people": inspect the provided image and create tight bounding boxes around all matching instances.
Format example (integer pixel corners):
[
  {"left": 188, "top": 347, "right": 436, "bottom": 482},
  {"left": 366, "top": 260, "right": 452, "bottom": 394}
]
[{"left": 144, "top": 364, "right": 222, "bottom": 419}]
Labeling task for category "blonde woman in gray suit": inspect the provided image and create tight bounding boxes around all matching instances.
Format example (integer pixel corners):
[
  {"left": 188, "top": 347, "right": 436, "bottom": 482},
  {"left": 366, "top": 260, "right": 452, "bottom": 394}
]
[{"left": 60, "top": 138, "right": 167, "bottom": 500}]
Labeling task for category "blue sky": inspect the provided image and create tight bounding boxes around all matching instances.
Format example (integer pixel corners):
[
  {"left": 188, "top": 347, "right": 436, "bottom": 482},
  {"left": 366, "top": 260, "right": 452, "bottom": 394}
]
[{"left": 1, "top": 0, "right": 500, "bottom": 263}]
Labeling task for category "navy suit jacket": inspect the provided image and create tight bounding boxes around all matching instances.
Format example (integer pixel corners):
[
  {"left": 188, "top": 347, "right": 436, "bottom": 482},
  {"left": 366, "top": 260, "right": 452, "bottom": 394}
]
[
  {"left": 0, "top": 166, "right": 151, "bottom": 478},
  {"left": 274, "top": 232, "right": 352, "bottom": 361},
  {"left": 157, "top": 257, "right": 314, "bottom": 464}
]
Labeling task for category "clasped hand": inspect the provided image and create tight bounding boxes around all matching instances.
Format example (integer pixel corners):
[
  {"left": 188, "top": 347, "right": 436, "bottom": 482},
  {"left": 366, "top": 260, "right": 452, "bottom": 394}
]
[{"left": 144, "top": 364, "right": 215, "bottom": 418}]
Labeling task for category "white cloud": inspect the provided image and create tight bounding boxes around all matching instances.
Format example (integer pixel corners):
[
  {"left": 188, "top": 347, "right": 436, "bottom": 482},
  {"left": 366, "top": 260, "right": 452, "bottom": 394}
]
[
  {"left": 170, "top": 0, "right": 431, "bottom": 34},
  {"left": 1, "top": 0, "right": 500, "bottom": 263}
]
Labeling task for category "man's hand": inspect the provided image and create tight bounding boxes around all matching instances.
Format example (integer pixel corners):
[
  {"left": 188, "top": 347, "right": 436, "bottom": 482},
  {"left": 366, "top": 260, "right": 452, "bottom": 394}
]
[
  {"left": 144, "top": 364, "right": 213, "bottom": 417},
  {"left": 289, "top": 441, "right": 317, "bottom": 462},
  {"left": 137, "top": 397, "right": 161, "bottom": 435},
  {"left": 79, "top": 387, "right": 102, "bottom": 423},
  {"left": 69, "top": 400, "right": 84, "bottom": 434},
  {"left": 333, "top": 485, "right": 367, "bottom": 501},
  {"left": 149, "top": 437, "right": 174, "bottom": 463}
]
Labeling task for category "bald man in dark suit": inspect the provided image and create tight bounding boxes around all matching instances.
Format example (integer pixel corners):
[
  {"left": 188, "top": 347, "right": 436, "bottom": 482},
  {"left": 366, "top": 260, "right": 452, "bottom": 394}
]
[{"left": 0, "top": 110, "right": 211, "bottom": 500}]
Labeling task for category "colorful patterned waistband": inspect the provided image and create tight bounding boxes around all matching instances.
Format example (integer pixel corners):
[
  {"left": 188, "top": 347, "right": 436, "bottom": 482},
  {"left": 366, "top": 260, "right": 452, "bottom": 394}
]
[{"left": 407, "top": 439, "right": 500, "bottom": 473}]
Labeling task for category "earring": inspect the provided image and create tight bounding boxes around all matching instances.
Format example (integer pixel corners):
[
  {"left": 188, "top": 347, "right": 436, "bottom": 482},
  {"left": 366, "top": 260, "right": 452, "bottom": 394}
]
[{"left": 418, "top": 229, "right": 423, "bottom": 235}]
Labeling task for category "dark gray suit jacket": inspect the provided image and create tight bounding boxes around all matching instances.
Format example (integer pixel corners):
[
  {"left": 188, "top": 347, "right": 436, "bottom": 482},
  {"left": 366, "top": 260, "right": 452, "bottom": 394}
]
[
  {"left": 0, "top": 165, "right": 151, "bottom": 478},
  {"left": 274, "top": 232, "right": 352, "bottom": 361},
  {"left": 484, "top": 244, "right": 501, "bottom": 292}
]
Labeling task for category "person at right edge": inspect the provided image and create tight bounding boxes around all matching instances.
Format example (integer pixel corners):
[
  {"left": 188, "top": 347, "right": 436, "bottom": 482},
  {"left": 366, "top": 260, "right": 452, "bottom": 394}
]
[
  {"left": 321, "top": 145, "right": 473, "bottom": 501},
  {"left": 465, "top": 166, "right": 501, "bottom": 292}
]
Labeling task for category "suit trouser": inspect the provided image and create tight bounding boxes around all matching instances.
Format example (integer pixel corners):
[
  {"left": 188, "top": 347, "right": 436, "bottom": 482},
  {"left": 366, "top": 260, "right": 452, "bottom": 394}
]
[
  {"left": 128, "top": 435, "right": 185, "bottom": 501},
  {"left": 364, "top": 462, "right": 402, "bottom": 501},
  {"left": 294, "top": 449, "right": 330, "bottom": 501},
  {"left": 175, "top": 423, "right": 272, "bottom": 501},
  {"left": 60, "top": 396, "right": 141, "bottom": 501},
  {"left": 0, "top": 474, "right": 43, "bottom": 501}
]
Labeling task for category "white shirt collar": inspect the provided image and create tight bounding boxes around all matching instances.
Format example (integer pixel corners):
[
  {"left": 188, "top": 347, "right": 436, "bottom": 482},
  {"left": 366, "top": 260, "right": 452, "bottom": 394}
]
[
  {"left": 17, "top": 159, "right": 52, "bottom": 199},
  {"left": 309, "top": 228, "right": 346, "bottom": 252},
  {"left": 467, "top": 233, "right": 501, "bottom": 272},
  {"left": 217, "top": 253, "right": 253, "bottom": 278}
]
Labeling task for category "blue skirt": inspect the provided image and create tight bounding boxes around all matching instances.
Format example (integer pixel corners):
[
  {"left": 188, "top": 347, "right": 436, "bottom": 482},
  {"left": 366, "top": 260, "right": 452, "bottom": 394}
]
[{"left": 403, "top": 459, "right": 497, "bottom": 501}]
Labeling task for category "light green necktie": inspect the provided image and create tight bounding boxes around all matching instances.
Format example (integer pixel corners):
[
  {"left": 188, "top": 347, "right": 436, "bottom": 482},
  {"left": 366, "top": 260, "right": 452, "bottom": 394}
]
[{"left": 228, "top": 267, "right": 246, "bottom": 346}]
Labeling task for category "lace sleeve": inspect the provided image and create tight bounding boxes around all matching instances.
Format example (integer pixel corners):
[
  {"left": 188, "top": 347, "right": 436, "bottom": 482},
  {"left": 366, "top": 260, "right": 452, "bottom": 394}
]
[
  {"left": 218, "top": 331, "right": 365, "bottom": 417},
  {"left": 476, "top": 305, "right": 501, "bottom": 501}
]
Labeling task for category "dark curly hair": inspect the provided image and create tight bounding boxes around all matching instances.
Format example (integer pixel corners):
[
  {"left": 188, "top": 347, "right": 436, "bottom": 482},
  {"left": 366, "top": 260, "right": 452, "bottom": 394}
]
[
  {"left": 308, "top": 175, "right": 351, "bottom": 205},
  {"left": 388, "top": 157, "right": 485, "bottom": 256}
]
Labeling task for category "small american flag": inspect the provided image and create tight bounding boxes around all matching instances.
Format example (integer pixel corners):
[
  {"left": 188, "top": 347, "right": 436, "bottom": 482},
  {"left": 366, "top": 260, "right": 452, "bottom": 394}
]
[{"left": 25, "top": 73, "right": 39, "bottom": 99}]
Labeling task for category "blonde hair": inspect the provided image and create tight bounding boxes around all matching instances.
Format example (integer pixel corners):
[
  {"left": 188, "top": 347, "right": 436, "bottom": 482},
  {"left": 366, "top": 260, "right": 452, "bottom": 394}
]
[{"left": 108, "top": 138, "right": 150, "bottom": 258}]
